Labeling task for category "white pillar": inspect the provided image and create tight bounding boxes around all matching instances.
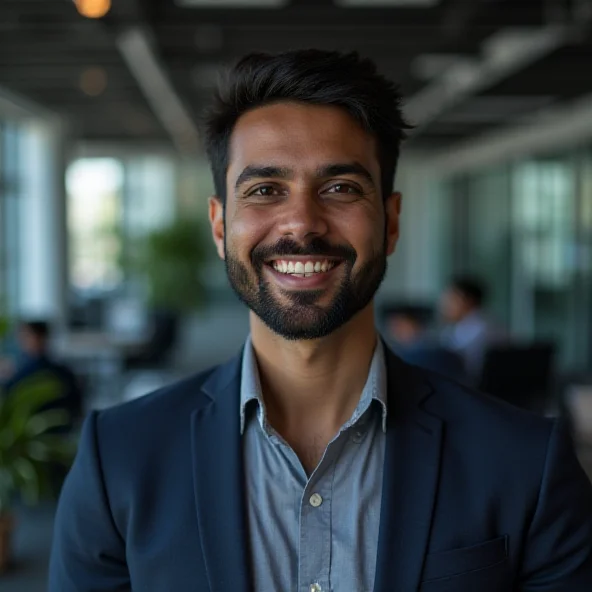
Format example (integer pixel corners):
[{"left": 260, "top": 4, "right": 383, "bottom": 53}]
[{"left": 17, "top": 119, "right": 68, "bottom": 325}]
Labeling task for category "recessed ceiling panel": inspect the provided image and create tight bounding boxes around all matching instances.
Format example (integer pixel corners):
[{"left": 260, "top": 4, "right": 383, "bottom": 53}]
[
  {"left": 336, "top": 0, "right": 440, "bottom": 7},
  {"left": 176, "top": 0, "right": 289, "bottom": 7}
]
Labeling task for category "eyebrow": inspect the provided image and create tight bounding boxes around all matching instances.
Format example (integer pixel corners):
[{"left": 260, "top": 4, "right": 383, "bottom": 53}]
[
  {"left": 316, "top": 162, "right": 374, "bottom": 185},
  {"left": 234, "top": 166, "right": 293, "bottom": 190},
  {"left": 234, "top": 161, "right": 375, "bottom": 191}
]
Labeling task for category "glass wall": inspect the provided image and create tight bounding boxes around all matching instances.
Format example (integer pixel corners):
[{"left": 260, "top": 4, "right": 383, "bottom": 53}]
[
  {"left": 442, "top": 167, "right": 513, "bottom": 326},
  {"left": 64, "top": 152, "right": 223, "bottom": 330},
  {"left": 441, "top": 148, "right": 592, "bottom": 373}
]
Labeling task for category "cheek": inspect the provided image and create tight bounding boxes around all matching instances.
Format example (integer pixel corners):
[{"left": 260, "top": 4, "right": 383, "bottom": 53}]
[
  {"left": 340, "top": 213, "right": 384, "bottom": 257},
  {"left": 226, "top": 209, "right": 269, "bottom": 258}
]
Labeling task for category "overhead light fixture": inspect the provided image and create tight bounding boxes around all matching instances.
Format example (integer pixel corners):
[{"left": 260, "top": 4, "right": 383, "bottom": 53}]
[
  {"left": 176, "top": 0, "right": 289, "bottom": 7},
  {"left": 80, "top": 67, "right": 108, "bottom": 96},
  {"left": 74, "top": 0, "right": 111, "bottom": 19},
  {"left": 335, "top": 0, "right": 440, "bottom": 7}
]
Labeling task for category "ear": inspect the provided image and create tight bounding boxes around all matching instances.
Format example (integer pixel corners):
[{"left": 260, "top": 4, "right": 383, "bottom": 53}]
[
  {"left": 208, "top": 196, "right": 225, "bottom": 260},
  {"left": 384, "top": 192, "right": 402, "bottom": 256}
]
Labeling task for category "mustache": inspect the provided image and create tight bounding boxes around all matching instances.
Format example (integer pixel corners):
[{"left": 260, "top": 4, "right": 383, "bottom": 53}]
[{"left": 251, "top": 238, "right": 357, "bottom": 266}]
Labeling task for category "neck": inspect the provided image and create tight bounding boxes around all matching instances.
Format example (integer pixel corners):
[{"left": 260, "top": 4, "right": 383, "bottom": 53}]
[{"left": 250, "top": 304, "right": 378, "bottom": 435}]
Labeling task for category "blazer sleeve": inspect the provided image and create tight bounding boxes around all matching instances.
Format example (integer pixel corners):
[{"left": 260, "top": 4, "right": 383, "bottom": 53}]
[
  {"left": 48, "top": 410, "right": 130, "bottom": 591},
  {"left": 520, "top": 419, "right": 592, "bottom": 590}
]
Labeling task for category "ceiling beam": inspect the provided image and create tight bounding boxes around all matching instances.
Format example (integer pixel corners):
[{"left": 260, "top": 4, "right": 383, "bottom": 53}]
[
  {"left": 425, "top": 90, "right": 592, "bottom": 173},
  {"left": 0, "top": 83, "right": 60, "bottom": 119},
  {"left": 91, "top": 0, "right": 202, "bottom": 152},
  {"left": 405, "top": 24, "right": 584, "bottom": 134},
  {"left": 152, "top": 1, "right": 550, "bottom": 28},
  {"left": 117, "top": 26, "right": 200, "bottom": 153},
  {"left": 155, "top": 4, "right": 443, "bottom": 27},
  {"left": 405, "top": 0, "right": 592, "bottom": 134}
]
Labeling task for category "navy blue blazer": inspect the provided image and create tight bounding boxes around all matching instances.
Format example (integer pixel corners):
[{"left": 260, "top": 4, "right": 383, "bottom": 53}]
[{"left": 49, "top": 346, "right": 592, "bottom": 591}]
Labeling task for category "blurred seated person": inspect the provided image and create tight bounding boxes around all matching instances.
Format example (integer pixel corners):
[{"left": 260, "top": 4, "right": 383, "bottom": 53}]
[
  {"left": 1, "top": 320, "right": 83, "bottom": 432},
  {"left": 439, "top": 276, "right": 507, "bottom": 383},
  {"left": 384, "top": 304, "right": 467, "bottom": 382}
]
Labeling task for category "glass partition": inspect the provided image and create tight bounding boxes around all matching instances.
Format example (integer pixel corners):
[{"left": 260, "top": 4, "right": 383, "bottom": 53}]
[{"left": 440, "top": 149, "right": 591, "bottom": 373}]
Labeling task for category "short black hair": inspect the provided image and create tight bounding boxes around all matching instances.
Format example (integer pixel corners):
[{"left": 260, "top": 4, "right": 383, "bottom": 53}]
[
  {"left": 450, "top": 276, "right": 486, "bottom": 307},
  {"left": 20, "top": 320, "right": 51, "bottom": 340},
  {"left": 203, "top": 49, "right": 412, "bottom": 203}
]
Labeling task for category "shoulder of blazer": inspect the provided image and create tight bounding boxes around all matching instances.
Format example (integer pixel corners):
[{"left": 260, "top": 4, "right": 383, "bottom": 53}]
[
  {"left": 392, "top": 344, "right": 556, "bottom": 450},
  {"left": 93, "top": 348, "right": 244, "bottom": 438}
]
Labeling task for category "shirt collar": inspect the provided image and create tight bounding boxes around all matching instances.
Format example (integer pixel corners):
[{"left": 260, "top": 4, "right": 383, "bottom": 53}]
[{"left": 239, "top": 335, "right": 388, "bottom": 435}]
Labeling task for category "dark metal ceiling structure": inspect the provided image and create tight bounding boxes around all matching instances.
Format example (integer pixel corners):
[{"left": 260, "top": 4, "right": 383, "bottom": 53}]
[{"left": 0, "top": 0, "right": 590, "bottom": 150}]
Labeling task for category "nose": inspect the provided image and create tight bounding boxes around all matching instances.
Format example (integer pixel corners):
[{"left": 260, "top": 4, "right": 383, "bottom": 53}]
[{"left": 275, "top": 193, "right": 329, "bottom": 241}]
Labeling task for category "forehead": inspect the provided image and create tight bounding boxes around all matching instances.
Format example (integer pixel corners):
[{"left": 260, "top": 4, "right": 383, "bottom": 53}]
[{"left": 227, "top": 102, "right": 380, "bottom": 181}]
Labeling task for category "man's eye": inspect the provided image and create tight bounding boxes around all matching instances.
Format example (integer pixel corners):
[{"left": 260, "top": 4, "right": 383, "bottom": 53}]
[
  {"left": 326, "top": 184, "right": 361, "bottom": 195},
  {"left": 249, "top": 185, "right": 279, "bottom": 197}
]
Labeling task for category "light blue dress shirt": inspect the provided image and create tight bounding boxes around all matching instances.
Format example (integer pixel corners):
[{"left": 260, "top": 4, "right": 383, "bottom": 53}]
[{"left": 240, "top": 336, "right": 387, "bottom": 592}]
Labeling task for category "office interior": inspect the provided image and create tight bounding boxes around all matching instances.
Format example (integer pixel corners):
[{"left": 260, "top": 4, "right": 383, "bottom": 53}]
[{"left": 1, "top": 0, "right": 592, "bottom": 589}]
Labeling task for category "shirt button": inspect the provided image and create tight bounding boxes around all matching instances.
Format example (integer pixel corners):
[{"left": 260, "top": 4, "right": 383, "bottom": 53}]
[
  {"left": 310, "top": 584, "right": 322, "bottom": 592},
  {"left": 309, "top": 493, "right": 323, "bottom": 508}
]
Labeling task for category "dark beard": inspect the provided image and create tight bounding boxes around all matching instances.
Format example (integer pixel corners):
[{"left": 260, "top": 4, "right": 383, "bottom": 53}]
[{"left": 224, "top": 236, "right": 387, "bottom": 340}]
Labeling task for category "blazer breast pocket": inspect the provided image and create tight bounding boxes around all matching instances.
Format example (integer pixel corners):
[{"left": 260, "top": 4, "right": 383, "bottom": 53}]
[{"left": 419, "top": 535, "right": 510, "bottom": 592}]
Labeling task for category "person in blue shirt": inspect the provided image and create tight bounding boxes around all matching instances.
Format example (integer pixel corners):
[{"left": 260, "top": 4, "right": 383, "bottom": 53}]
[
  {"left": 2, "top": 320, "right": 82, "bottom": 432},
  {"left": 440, "top": 276, "right": 507, "bottom": 382}
]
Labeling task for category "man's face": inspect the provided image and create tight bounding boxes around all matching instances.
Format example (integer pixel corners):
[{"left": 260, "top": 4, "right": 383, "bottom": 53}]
[
  {"left": 209, "top": 102, "right": 401, "bottom": 340},
  {"left": 440, "top": 288, "right": 469, "bottom": 323},
  {"left": 389, "top": 316, "right": 422, "bottom": 345},
  {"left": 18, "top": 327, "right": 42, "bottom": 355}
]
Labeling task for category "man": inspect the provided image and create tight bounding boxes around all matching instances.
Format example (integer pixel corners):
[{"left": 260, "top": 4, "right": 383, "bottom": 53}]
[
  {"left": 440, "top": 276, "right": 507, "bottom": 382},
  {"left": 2, "top": 320, "right": 82, "bottom": 431},
  {"left": 49, "top": 50, "right": 592, "bottom": 591},
  {"left": 384, "top": 303, "right": 467, "bottom": 382}
]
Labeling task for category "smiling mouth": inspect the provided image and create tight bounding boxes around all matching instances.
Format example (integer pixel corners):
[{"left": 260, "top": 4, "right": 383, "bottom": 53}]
[{"left": 267, "top": 258, "right": 340, "bottom": 278}]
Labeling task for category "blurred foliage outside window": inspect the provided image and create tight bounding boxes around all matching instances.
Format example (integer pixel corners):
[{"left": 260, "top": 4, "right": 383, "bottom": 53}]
[{"left": 66, "top": 158, "right": 124, "bottom": 292}]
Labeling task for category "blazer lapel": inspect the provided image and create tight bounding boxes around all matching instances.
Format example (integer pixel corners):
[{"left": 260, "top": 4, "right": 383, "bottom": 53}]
[
  {"left": 192, "top": 351, "right": 252, "bottom": 592},
  {"left": 374, "top": 350, "right": 443, "bottom": 592}
]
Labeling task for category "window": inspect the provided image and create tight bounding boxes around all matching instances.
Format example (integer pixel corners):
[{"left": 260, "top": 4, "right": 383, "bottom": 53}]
[{"left": 66, "top": 158, "right": 125, "bottom": 292}]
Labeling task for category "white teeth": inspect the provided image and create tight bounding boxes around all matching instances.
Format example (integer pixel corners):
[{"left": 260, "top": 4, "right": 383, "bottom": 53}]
[{"left": 272, "top": 259, "right": 337, "bottom": 275}]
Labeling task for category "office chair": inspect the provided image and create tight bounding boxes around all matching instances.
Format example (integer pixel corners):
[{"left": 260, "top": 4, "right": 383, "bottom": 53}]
[{"left": 479, "top": 342, "right": 556, "bottom": 414}]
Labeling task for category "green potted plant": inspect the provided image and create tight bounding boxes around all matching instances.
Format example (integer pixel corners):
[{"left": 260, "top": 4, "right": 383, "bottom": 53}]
[
  {"left": 121, "top": 217, "right": 211, "bottom": 367},
  {"left": 0, "top": 311, "right": 75, "bottom": 573},
  {"left": 131, "top": 216, "right": 210, "bottom": 314}
]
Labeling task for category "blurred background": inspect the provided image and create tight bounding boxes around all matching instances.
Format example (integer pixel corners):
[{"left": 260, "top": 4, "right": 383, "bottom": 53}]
[{"left": 1, "top": 0, "right": 592, "bottom": 589}]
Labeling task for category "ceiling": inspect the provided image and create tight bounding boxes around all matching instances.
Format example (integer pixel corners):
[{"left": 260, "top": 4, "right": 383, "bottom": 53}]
[{"left": 0, "top": 0, "right": 590, "bottom": 151}]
